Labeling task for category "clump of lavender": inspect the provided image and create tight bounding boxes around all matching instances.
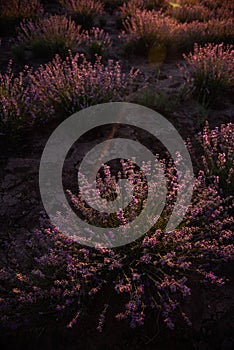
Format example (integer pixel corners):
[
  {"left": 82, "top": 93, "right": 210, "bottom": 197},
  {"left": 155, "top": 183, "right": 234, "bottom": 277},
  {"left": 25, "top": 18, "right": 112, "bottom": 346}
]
[
  {"left": 67, "top": 159, "right": 163, "bottom": 243},
  {"left": 29, "top": 51, "right": 140, "bottom": 117},
  {"left": 174, "top": 18, "right": 234, "bottom": 53},
  {"left": 0, "top": 52, "right": 140, "bottom": 132},
  {"left": 211, "top": 1, "right": 234, "bottom": 20},
  {"left": 0, "top": 61, "right": 36, "bottom": 132},
  {"left": 167, "top": 3, "right": 211, "bottom": 23},
  {"left": 183, "top": 43, "right": 234, "bottom": 106},
  {"left": 197, "top": 122, "right": 234, "bottom": 197},
  {"left": 0, "top": 151, "right": 233, "bottom": 331},
  {"left": 120, "top": 0, "right": 146, "bottom": 19},
  {"left": 206, "top": 18, "right": 234, "bottom": 45},
  {"left": 13, "top": 15, "right": 83, "bottom": 59},
  {"left": 59, "top": 0, "right": 104, "bottom": 29},
  {"left": 82, "top": 27, "right": 112, "bottom": 62},
  {"left": 116, "top": 0, "right": 144, "bottom": 29},
  {"left": 120, "top": 0, "right": 168, "bottom": 14},
  {"left": 201, "top": 0, "right": 234, "bottom": 16},
  {"left": 122, "top": 9, "right": 177, "bottom": 55}
]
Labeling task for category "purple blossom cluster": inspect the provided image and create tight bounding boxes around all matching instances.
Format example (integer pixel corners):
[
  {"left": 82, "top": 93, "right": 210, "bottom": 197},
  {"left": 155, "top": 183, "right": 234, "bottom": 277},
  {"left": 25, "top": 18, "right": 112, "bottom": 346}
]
[{"left": 0, "top": 138, "right": 233, "bottom": 331}]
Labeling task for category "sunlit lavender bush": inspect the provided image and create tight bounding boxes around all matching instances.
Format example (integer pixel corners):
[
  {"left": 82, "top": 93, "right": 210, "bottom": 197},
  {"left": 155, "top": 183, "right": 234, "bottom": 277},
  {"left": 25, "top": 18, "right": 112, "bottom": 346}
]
[
  {"left": 59, "top": 0, "right": 104, "bottom": 29},
  {"left": 29, "top": 51, "right": 140, "bottom": 117},
  {"left": 0, "top": 151, "right": 233, "bottom": 331},
  {"left": 119, "top": 0, "right": 168, "bottom": 18},
  {"left": 183, "top": 43, "right": 234, "bottom": 106},
  {"left": 167, "top": 3, "right": 211, "bottom": 23},
  {"left": 174, "top": 16, "right": 234, "bottom": 52},
  {"left": 116, "top": 0, "right": 144, "bottom": 29},
  {"left": 122, "top": 9, "right": 177, "bottom": 55},
  {"left": 12, "top": 15, "right": 83, "bottom": 59}
]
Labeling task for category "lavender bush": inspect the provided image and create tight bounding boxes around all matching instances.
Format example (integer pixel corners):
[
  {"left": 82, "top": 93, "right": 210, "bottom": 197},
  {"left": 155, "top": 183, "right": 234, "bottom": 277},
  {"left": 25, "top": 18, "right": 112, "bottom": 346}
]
[
  {"left": 183, "top": 43, "right": 234, "bottom": 107},
  {"left": 59, "top": 0, "right": 104, "bottom": 29},
  {"left": 119, "top": 0, "right": 168, "bottom": 18},
  {"left": 0, "top": 61, "right": 37, "bottom": 132},
  {"left": 0, "top": 51, "right": 139, "bottom": 132},
  {"left": 167, "top": 3, "right": 211, "bottom": 23},
  {"left": 0, "top": 152, "right": 233, "bottom": 331},
  {"left": 179, "top": 18, "right": 234, "bottom": 52},
  {"left": 116, "top": 0, "right": 144, "bottom": 29},
  {"left": 82, "top": 27, "right": 112, "bottom": 62},
  {"left": 122, "top": 9, "right": 177, "bottom": 55},
  {"left": 12, "top": 15, "right": 83, "bottom": 59},
  {"left": 118, "top": 0, "right": 144, "bottom": 21},
  {"left": 29, "top": 51, "right": 140, "bottom": 117},
  {"left": 197, "top": 122, "right": 234, "bottom": 197}
]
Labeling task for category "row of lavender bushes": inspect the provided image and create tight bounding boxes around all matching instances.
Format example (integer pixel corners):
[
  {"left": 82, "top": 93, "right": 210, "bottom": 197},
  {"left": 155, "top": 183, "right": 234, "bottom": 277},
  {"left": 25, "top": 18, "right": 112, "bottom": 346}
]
[
  {"left": 11, "top": 17, "right": 112, "bottom": 62},
  {"left": 1, "top": 0, "right": 233, "bottom": 25},
  {"left": 7, "top": 12, "right": 233, "bottom": 63},
  {"left": 0, "top": 121, "right": 233, "bottom": 331},
  {"left": 0, "top": 42, "right": 233, "bottom": 133},
  {"left": 0, "top": 0, "right": 232, "bottom": 73},
  {"left": 1, "top": 0, "right": 233, "bottom": 52},
  {"left": 0, "top": 52, "right": 140, "bottom": 133},
  {"left": 121, "top": 7, "right": 233, "bottom": 55}
]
